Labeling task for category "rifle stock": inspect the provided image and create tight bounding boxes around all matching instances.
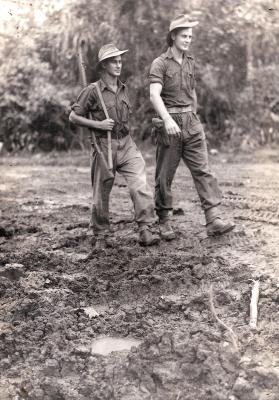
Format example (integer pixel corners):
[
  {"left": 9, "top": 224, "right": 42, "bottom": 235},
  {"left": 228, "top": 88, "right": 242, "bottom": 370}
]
[{"left": 78, "top": 40, "right": 114, "bottom": 183}]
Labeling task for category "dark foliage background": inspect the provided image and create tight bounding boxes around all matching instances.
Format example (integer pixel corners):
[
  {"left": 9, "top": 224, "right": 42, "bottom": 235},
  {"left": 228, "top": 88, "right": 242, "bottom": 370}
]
[{"left": 0, "top": 0, "right": 278, "bottom": 152}]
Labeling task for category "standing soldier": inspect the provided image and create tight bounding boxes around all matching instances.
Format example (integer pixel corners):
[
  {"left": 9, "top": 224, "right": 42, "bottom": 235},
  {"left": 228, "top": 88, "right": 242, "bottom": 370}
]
[
  {"left": 69, "top": 44, "right": 160, "bottom": 247},
  {"left": 149, "top": 14, "right": 235, "bottom": 240}
]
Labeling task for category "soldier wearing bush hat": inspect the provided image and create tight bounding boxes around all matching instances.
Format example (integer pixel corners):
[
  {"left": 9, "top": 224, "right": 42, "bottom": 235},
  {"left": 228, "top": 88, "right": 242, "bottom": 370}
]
[
  {"left": 70, "top": 43, "right": 160, "bottom": 247},
  {"left": 169, "top": 14, "right": 199, "bottom": 31},
  {"left": 149, "top": 14, "right": 235, "bottom": 239},
  {"left": 97, "top": 43, "right": 128, "bottom": 63}
]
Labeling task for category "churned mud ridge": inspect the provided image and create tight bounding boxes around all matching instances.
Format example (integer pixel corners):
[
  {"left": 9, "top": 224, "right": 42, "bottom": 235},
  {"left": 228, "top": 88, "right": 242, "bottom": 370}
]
[{"left": 1, "top": 152, "right": 279, "bottom": 399}]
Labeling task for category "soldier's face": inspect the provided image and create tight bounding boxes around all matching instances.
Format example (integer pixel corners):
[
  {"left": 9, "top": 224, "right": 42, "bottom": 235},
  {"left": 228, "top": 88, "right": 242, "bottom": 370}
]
[
  {"left": 172, "top": 28, "right": 193, "bottom": 51},
  {"left": 103, "top": 56, "right": 122, "bottom": 77}
]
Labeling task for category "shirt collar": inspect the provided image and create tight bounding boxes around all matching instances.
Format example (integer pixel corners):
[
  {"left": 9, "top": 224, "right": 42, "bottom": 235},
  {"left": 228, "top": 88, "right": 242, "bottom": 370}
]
[
  {"left": 163, "top": 47, "right": 194, "bottom": 60},
  {"left": 99, "top": 78, "right": 126, "bottom": 92}
]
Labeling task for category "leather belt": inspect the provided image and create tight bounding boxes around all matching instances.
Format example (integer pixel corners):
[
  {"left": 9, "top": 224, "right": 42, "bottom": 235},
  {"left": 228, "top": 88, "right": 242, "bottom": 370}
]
[
  {"left": 95, "top": 130, "right": 129, "bottom": 140},
  {"left": 112, "top": 130, "right": 129, "bottom": 139},
  {"left": 167, "top": 105, "right": 193, "bottom": 114}
]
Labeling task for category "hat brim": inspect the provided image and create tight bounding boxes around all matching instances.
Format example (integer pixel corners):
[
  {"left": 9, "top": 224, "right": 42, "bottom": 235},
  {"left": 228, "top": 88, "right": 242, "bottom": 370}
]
[
  {"left": 169, "top": 21, "right": 199, "bottom": 31},
  {"left": 98, "top": 49, "right": 128, "bottom": 63}
]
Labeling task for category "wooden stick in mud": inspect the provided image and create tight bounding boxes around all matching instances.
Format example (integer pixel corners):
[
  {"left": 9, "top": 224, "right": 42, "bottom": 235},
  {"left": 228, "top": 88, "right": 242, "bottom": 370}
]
[
  {"left": 209, "top": 285, "right": 239, "bottom": 352},
  {"left": 249, "top": 280, "right": 260, "bottom": 329}
]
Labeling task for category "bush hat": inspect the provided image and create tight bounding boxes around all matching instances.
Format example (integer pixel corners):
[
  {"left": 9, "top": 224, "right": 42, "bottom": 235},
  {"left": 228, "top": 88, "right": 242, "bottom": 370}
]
[
  {"left": 169, "top": 14, "right": 199, "bottom": 32},
  {"left": 98, "top": 44, "right": 128, "bottom": 63}
]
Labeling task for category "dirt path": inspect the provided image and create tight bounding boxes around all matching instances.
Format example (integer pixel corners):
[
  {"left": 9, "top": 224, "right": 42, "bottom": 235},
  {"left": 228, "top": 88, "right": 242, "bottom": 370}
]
[{"left": 0, "top": 149, "right": 279, "bottom": 400}]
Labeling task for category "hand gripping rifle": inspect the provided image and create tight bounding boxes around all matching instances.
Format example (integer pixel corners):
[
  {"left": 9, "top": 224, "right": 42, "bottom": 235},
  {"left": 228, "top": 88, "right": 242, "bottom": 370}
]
[{"left": 78, "top": 40, "right": 114, "bottom": 183}]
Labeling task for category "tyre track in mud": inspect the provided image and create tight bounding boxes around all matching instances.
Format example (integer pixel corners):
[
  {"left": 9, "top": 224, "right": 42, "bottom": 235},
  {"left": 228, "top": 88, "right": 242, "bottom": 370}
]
[
  {"left": 1, "top": 153, "right": 279, "bottom": 400},
  {"left": 222, "top": 193, "right": 279, "bottom": 226}
]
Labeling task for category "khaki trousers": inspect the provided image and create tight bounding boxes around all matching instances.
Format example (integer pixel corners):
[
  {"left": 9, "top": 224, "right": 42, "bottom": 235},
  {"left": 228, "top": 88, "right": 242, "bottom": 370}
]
[
  {"left": 90, "top": 135, "right": 155, "bottom": 234},
  {"left": 155, "top": 112, "right": 222, "bottom": 224}
]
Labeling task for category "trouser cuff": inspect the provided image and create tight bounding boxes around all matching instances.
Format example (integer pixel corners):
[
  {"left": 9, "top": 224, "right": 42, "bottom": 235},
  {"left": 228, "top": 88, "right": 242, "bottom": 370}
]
[
  {"left": 205, "top": 207, "right": 221, "bottom": 224},
  {"left": 157, "top": 210, "right": 171, "bottom": 223}
]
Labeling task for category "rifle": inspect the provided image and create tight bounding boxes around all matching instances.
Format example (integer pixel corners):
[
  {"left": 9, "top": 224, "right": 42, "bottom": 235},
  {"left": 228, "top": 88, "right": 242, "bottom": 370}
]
[
  {"left": 78, "top": 40, "right": 114, "bottom": 183},
  {"left": 95, "top": 83, "right": 113, "bottom": 170}
]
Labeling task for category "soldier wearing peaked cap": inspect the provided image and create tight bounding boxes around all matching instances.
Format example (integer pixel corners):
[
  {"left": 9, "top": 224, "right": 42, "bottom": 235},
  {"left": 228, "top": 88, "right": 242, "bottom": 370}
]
[
  {"left": 149, "top": 15, "right": 235, "bottom": 239},
  {"left": 69, "top": 44, "right": 160, "bottom": 247}
]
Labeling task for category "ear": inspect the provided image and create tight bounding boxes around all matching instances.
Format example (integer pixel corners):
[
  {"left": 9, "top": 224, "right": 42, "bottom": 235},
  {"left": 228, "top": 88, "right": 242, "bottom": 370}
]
[
  {"left": 100, "top": 60, "right": 107, "bottom": 71},
  {"left": 171, "top": 31, "right": 176, "bottom": 42}
]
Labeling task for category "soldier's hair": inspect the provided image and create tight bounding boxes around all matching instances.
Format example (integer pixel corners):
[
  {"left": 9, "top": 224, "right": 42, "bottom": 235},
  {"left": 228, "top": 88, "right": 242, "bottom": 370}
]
[
  {"left": 98, "top": 59, "right": 108, "bottom": 70},
  {"left": 166, "top": 27, "right": 186, "bottom": 47}
]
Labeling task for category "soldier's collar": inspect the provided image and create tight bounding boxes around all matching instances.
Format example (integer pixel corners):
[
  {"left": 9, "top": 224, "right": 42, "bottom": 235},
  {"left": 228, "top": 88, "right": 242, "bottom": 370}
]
[
  {"left": 163, "top": 47, "right": 194, "bottom": 60},
  {"left": 99, "top": 78, "right": 126, "bottom": 92}
]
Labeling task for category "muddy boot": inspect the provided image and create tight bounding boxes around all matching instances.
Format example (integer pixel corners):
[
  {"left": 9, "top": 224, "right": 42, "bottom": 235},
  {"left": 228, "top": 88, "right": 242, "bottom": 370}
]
[
  {"left": 206, "top": 218, "right": 235, "bottom": 237},
  {"left": 159, "top": 220, "right": 176, "bottom": 241},
  {"left": 138, "top": 225, "right": 160, "bottom": 246}
]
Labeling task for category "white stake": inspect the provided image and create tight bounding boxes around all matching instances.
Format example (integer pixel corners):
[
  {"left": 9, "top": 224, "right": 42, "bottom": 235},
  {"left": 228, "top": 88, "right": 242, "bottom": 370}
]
[{"left": 249, "top": 280, "right": 260, "bottom": 329}]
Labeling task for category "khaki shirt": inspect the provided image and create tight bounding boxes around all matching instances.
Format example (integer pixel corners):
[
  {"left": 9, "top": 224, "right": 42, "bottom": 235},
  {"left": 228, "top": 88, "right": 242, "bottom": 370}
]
[
  {"left": 71, "top": 79, "right": 131, "bottom": 136},
  {"left": 149, "top": 47, "right": 196, "bottom": 108}
]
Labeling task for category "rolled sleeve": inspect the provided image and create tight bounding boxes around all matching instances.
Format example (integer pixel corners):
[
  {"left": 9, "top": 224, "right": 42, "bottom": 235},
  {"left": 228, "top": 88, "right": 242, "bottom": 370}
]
[
  {"left": 71, "top": 85, "right": 95, "bottom": 117},
  {"left": 149, "top": 58, "right": 165, "bottom": 85}
]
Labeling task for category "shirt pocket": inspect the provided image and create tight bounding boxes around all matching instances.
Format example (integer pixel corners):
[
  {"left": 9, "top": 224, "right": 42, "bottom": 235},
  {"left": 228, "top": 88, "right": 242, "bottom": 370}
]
[
  {"left": 121, "top": 98, "right": 131, "bottom": 122},
  {"left": 165, "top": 67, "right": 180, "bottom": 90},
  {"left": 94, "top": 99, "right": 115, "bottom": 120}
]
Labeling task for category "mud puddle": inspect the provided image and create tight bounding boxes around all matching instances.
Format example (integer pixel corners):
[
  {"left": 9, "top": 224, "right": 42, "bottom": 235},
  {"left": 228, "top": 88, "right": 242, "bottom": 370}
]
[{"left": 91, "top": 336, "right": 142, "bottom": 355}]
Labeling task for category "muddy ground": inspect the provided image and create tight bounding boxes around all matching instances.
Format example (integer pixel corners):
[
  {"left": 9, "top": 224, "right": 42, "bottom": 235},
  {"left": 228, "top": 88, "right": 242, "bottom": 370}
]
[{"left": 0, "top": 147, "right": 279, "bottom": 400}]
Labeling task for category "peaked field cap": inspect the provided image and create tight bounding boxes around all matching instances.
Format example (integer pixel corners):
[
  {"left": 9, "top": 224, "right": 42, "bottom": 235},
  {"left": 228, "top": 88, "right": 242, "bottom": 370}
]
[
  {"left": 98, "top": 44, "right": 128, "bottom": 63},
  {"left": 169, "top": 14, "right": 199, "bottom": 31}
]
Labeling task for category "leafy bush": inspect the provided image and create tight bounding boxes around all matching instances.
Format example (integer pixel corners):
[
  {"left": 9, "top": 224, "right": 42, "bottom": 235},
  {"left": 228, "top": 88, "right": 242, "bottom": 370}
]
[
  {"left": 223, "top": 65, "right": 279, "bottom": 148},
  {"left": 0, "top": 40, "right": 73, "bottom": 151}
]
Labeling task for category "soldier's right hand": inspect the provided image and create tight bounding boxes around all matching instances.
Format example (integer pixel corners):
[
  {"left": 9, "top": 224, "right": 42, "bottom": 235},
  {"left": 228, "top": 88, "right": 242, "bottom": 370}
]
[
  {"left": 163, "top": 117, "right": 181, "bottom": 137},
  {"left": 98, "top": 118, "right": 115, "bottom": 131}
]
